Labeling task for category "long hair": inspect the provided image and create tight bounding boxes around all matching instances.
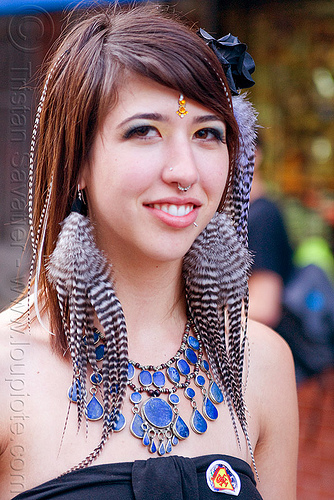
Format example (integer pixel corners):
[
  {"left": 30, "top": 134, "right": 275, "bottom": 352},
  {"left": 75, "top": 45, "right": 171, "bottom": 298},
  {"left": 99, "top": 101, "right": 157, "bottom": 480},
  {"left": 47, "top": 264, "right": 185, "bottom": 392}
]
[{"left": 32, "top": 3, "right": 240, "bottom": 354}]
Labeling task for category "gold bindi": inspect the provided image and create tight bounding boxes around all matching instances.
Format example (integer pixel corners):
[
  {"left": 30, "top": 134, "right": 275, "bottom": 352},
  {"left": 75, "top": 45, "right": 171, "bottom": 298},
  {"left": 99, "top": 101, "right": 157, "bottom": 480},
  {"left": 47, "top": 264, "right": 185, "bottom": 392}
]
[{"left": 176, "top": 94, "right": 188, "bottom": 118}]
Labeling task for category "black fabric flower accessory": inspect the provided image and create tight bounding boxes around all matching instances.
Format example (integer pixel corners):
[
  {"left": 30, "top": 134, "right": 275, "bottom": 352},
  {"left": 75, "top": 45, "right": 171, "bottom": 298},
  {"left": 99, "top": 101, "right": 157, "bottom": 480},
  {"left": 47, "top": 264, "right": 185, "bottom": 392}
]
[{"left": 198, "top": 28, "right": 255, "bottom": 95}]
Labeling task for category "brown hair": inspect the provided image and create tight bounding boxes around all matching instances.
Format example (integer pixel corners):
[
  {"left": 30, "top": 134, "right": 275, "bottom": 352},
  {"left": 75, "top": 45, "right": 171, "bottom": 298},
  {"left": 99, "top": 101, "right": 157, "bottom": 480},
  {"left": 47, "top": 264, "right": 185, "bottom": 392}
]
[{"left": 32, "top": 3, "right": 239, "bottom": 352}]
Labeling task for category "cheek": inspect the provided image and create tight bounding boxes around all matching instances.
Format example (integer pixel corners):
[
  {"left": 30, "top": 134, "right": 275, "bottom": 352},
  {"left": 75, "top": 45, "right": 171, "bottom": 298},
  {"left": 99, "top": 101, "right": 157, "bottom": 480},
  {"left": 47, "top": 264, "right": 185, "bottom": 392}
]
[
  {"left": 85, "top": 154, "right": 158, "bottom": 212},
  {"left": 111, "top": 149, "right": 162, "bottom": 195},
  {"left": 202, "top": 151, "right": 229, "bottom": 202}
]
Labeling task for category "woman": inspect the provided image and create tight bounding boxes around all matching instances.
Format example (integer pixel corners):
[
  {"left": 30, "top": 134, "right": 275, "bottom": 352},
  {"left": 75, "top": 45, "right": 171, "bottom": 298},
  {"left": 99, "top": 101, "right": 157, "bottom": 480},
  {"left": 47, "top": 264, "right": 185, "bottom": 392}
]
[{"left": 0, "top": 4, "right": 298, "bottom": 499}]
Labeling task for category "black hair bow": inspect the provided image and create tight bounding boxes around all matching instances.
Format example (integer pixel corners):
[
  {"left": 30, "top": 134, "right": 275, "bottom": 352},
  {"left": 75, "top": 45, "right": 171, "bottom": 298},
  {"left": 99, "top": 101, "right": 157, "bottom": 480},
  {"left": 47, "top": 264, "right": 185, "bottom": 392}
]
[{"left": 198, "top": 29, "right": 255, "bottom": 95}]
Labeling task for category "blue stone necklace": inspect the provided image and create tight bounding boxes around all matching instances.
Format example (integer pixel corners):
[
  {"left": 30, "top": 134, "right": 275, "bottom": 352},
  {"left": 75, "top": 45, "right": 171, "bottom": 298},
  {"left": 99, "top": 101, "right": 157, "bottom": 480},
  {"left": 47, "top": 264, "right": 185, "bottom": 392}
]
[{"left": 68, "top": 318, "right": 224, "bottom": 456}]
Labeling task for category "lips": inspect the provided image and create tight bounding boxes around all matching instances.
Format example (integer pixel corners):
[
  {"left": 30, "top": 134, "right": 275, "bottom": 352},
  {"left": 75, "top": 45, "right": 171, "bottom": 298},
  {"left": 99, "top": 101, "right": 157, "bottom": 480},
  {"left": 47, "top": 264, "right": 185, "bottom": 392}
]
[
  {"left": 145, "top": 200, "right": 200, "bottom": 228},
  {"left": 150, "top": 203, "right": 194, "bottom": 217}
]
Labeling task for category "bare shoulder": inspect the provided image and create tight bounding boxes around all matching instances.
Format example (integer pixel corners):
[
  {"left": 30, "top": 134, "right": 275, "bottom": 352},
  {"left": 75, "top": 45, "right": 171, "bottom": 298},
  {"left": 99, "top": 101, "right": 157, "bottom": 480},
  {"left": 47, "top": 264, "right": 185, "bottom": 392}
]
[
  {"left": 0, "top": 298, "right": 49, "bottom": 347},
  {"left": 245, "top": 319, "right": 297, "bottom": 431},
  {"left": 246, "top": 318, "right": 295, "bottom": 380},
  {"left": 0, "top": 298, "right": 50, "bottom": 390},
  {"left": 246, "top": 320, "right": 298, "bottom": 500},
  {"left": 0, "top": 300, "right": 31, "bottom": 424}
]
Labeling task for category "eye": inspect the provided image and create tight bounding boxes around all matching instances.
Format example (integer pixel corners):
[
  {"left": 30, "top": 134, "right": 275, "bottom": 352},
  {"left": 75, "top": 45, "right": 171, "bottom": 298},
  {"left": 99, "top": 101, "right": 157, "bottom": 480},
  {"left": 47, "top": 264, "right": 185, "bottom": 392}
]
[
  {"left": 123, "top": 125, "right": 160, "bottom": 140},
  {"left": 193, "top": 127, "right": 226, "bottom": 143}
]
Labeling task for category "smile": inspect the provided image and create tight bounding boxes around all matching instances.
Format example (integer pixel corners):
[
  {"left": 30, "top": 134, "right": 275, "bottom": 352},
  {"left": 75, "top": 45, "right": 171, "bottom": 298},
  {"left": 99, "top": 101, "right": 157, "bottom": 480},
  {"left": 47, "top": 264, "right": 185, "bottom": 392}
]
[{"left": 150, "top": 204, "right": 194, "bottom": 217}]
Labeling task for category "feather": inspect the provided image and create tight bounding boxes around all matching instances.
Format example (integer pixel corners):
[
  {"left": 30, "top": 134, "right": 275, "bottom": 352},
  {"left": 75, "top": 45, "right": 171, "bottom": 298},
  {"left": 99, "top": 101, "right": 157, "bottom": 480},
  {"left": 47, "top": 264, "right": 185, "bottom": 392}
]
[
  {"left": 225, "top": 93, "right": 258, "bottom": 245},
  {"left": 183, "top": 211, "right": 256, "bottom": 471},
  {"left": 47, "top": 210, "right": 128, "bottom": 470}
]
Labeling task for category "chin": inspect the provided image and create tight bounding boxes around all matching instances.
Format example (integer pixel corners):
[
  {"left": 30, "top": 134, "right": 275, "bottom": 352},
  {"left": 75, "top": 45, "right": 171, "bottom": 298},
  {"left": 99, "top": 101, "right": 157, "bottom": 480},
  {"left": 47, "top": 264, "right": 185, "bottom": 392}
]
[{"left": 142, "top": 239, "right": 197, "bottom": 265}]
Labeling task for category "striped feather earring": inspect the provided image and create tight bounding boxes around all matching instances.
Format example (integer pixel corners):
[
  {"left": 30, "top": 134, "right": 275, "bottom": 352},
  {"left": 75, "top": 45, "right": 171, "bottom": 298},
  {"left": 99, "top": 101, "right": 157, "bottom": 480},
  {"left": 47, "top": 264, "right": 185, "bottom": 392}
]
[
  {"left": 47, "top": 189, "right": 129, "bottom": 471},
  {"left": 183, "top": 212, "right": 255, "bottom": 471}
]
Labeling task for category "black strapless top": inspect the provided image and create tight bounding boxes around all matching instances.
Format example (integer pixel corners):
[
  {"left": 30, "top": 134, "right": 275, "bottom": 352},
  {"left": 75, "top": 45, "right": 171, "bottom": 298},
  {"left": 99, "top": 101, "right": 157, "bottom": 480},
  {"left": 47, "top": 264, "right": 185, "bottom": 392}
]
[{"left": 12, "top": 454, "right": 263, "bottom": 499}]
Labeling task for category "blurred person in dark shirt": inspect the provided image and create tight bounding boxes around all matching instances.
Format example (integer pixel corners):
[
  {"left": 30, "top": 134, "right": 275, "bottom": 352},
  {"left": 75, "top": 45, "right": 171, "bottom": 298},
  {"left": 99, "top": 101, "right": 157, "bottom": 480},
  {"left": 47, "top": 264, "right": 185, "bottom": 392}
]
[{"left": 248, "top": 140, "right": 334, "bottom": 382}]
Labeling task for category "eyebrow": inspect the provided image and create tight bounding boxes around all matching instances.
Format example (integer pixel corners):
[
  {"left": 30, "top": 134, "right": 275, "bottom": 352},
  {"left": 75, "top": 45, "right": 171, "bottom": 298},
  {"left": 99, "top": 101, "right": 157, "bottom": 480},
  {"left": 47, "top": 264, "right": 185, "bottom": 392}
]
[
  {"left": 118, "top": 113, "right": 168, "bottom": 128},
  {"left": 117, "top": 112, "right": 225, "bottom": 128},
  {"left": 193, "top": 114, "right": 225, "bottom": 124}
]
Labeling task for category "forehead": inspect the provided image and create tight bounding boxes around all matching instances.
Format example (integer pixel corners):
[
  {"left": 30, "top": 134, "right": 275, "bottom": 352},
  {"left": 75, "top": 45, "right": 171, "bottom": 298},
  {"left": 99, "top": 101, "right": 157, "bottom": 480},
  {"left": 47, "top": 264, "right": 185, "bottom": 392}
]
[{"left": 108, "top": 72, "right": 223, "bottom": 121}]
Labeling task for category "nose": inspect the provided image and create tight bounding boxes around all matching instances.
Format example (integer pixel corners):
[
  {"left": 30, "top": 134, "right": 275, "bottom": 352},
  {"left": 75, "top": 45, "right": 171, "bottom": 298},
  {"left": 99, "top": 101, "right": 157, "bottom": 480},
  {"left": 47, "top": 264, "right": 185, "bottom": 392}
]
[{"left": 162, "top": 136, "right": 199, "bottom": 190}]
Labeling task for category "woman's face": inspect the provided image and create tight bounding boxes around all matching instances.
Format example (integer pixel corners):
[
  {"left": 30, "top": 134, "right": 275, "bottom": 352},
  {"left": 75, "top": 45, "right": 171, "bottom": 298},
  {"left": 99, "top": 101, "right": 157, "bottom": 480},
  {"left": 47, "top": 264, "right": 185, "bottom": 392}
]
[{"left": 80, "top": 73, "right": 229, "bottom": 266}]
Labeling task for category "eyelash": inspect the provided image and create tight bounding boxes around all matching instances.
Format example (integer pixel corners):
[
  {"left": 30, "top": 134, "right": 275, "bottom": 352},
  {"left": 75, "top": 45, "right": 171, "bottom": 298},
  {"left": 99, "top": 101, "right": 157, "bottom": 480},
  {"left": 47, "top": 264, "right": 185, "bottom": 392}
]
[
  {"left": 122, "top": 125, "right": 226, "bottom": 143},
  {"left": 123, "top": 125, "right": 156, "bottom": 139},
  {"left": 194, "top": 128, "right": 226, "bottom": 143}
]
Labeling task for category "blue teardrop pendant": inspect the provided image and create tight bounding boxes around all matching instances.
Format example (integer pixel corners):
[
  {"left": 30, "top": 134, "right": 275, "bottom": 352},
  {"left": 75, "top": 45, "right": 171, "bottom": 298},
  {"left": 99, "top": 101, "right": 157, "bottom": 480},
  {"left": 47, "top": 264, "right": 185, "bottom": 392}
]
[
  {"left": 209, "top": 381, "right": 224, "bottom": 404},
  {"left": 86, "top": 393, "right": 104, "bottom": 421},
  {"left": 149, "top": 438, "right": 157, "bottom": 454},
  {"left": 173, "top": 415, "right": 190, "bottom": 440},
  {"left": 203, "top": 396, "right": 218, "bottom": 421},
  {"left": 130, "top": 413, "right": 145, "bottom": 439},
  {"left": 143, "top": 431, "right": 150, "bottom": 446},
  {"left": 114, "top": 412, "right": 126, "bottom": 432},
  {"left": 158, "top": 440, "right": 166, "bottom": 456},
  {"left": 166, "top": 438, "right": 173, "bottom": 453},
  {"left": 172, "top": 435, "right": 179, "bottom": 446},
  {"left": 190, "top": 408, "right": 207, "bottom": 434}
]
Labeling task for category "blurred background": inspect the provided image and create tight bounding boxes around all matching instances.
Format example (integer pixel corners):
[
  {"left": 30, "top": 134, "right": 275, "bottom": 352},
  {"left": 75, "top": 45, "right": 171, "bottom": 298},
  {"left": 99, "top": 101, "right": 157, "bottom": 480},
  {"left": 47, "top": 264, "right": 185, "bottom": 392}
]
[{"left": 0, "top": 1, "right": 333, "bottom": 498}]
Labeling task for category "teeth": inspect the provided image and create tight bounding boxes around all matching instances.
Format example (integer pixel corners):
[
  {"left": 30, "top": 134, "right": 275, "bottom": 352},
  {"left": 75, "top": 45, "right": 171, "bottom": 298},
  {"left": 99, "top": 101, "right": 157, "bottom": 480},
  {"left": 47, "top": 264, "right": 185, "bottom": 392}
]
[
  {"left": 169, "top": 204, "right": 178, "bottom": 216},
  {"left": 153, "top": 204, "right": 194, "bottom": 216}
]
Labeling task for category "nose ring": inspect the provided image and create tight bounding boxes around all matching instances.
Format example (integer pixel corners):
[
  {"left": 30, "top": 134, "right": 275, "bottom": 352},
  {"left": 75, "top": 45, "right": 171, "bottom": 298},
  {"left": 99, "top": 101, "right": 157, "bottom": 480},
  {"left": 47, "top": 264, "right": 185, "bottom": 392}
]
[{"left": 178, "top": 183, "right": 191, "bottom": 192}]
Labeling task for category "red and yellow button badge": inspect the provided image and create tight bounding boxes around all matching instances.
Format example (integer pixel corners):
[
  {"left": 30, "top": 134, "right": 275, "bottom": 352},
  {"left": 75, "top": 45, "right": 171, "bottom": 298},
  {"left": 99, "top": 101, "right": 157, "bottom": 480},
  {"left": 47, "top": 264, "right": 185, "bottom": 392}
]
[{"left": 206, "top": 460, "right": 241, "bottom": 495}]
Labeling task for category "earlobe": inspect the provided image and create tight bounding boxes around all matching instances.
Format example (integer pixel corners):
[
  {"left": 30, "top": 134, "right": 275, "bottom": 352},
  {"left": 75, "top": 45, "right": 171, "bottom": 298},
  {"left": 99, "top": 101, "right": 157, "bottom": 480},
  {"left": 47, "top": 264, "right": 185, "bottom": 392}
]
[{"left": 78, "top": 164, "right": 88, "bottom": 190}]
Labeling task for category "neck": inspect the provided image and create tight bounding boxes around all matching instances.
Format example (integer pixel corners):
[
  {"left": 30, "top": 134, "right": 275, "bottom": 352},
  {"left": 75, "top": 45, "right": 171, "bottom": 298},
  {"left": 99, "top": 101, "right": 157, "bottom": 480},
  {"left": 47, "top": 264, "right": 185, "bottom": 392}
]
[{"left": 110, "top": 256, "right": 188, "bottom": 364}]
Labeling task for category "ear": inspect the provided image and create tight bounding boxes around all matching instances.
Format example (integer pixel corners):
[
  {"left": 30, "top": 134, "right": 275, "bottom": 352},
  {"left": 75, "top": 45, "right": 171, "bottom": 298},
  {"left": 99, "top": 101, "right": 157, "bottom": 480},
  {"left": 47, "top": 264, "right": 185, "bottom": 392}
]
[{"left": 78, "top": 162, "right": 89, "bottom": 190}]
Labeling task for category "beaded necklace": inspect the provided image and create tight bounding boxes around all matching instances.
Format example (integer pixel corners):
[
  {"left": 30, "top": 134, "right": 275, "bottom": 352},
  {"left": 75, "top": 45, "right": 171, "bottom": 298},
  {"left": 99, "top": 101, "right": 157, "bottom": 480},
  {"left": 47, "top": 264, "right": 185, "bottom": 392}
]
[{"left": 68, "top": 319, "right": 224, "bottom": 456}]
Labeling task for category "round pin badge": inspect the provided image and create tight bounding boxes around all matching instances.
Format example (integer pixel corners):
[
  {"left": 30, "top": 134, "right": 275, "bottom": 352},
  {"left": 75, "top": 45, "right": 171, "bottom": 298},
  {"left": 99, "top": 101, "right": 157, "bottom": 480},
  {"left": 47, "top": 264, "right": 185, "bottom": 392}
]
[{"left": 206, "top": 460, "right": 241, "bottom": 496}]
